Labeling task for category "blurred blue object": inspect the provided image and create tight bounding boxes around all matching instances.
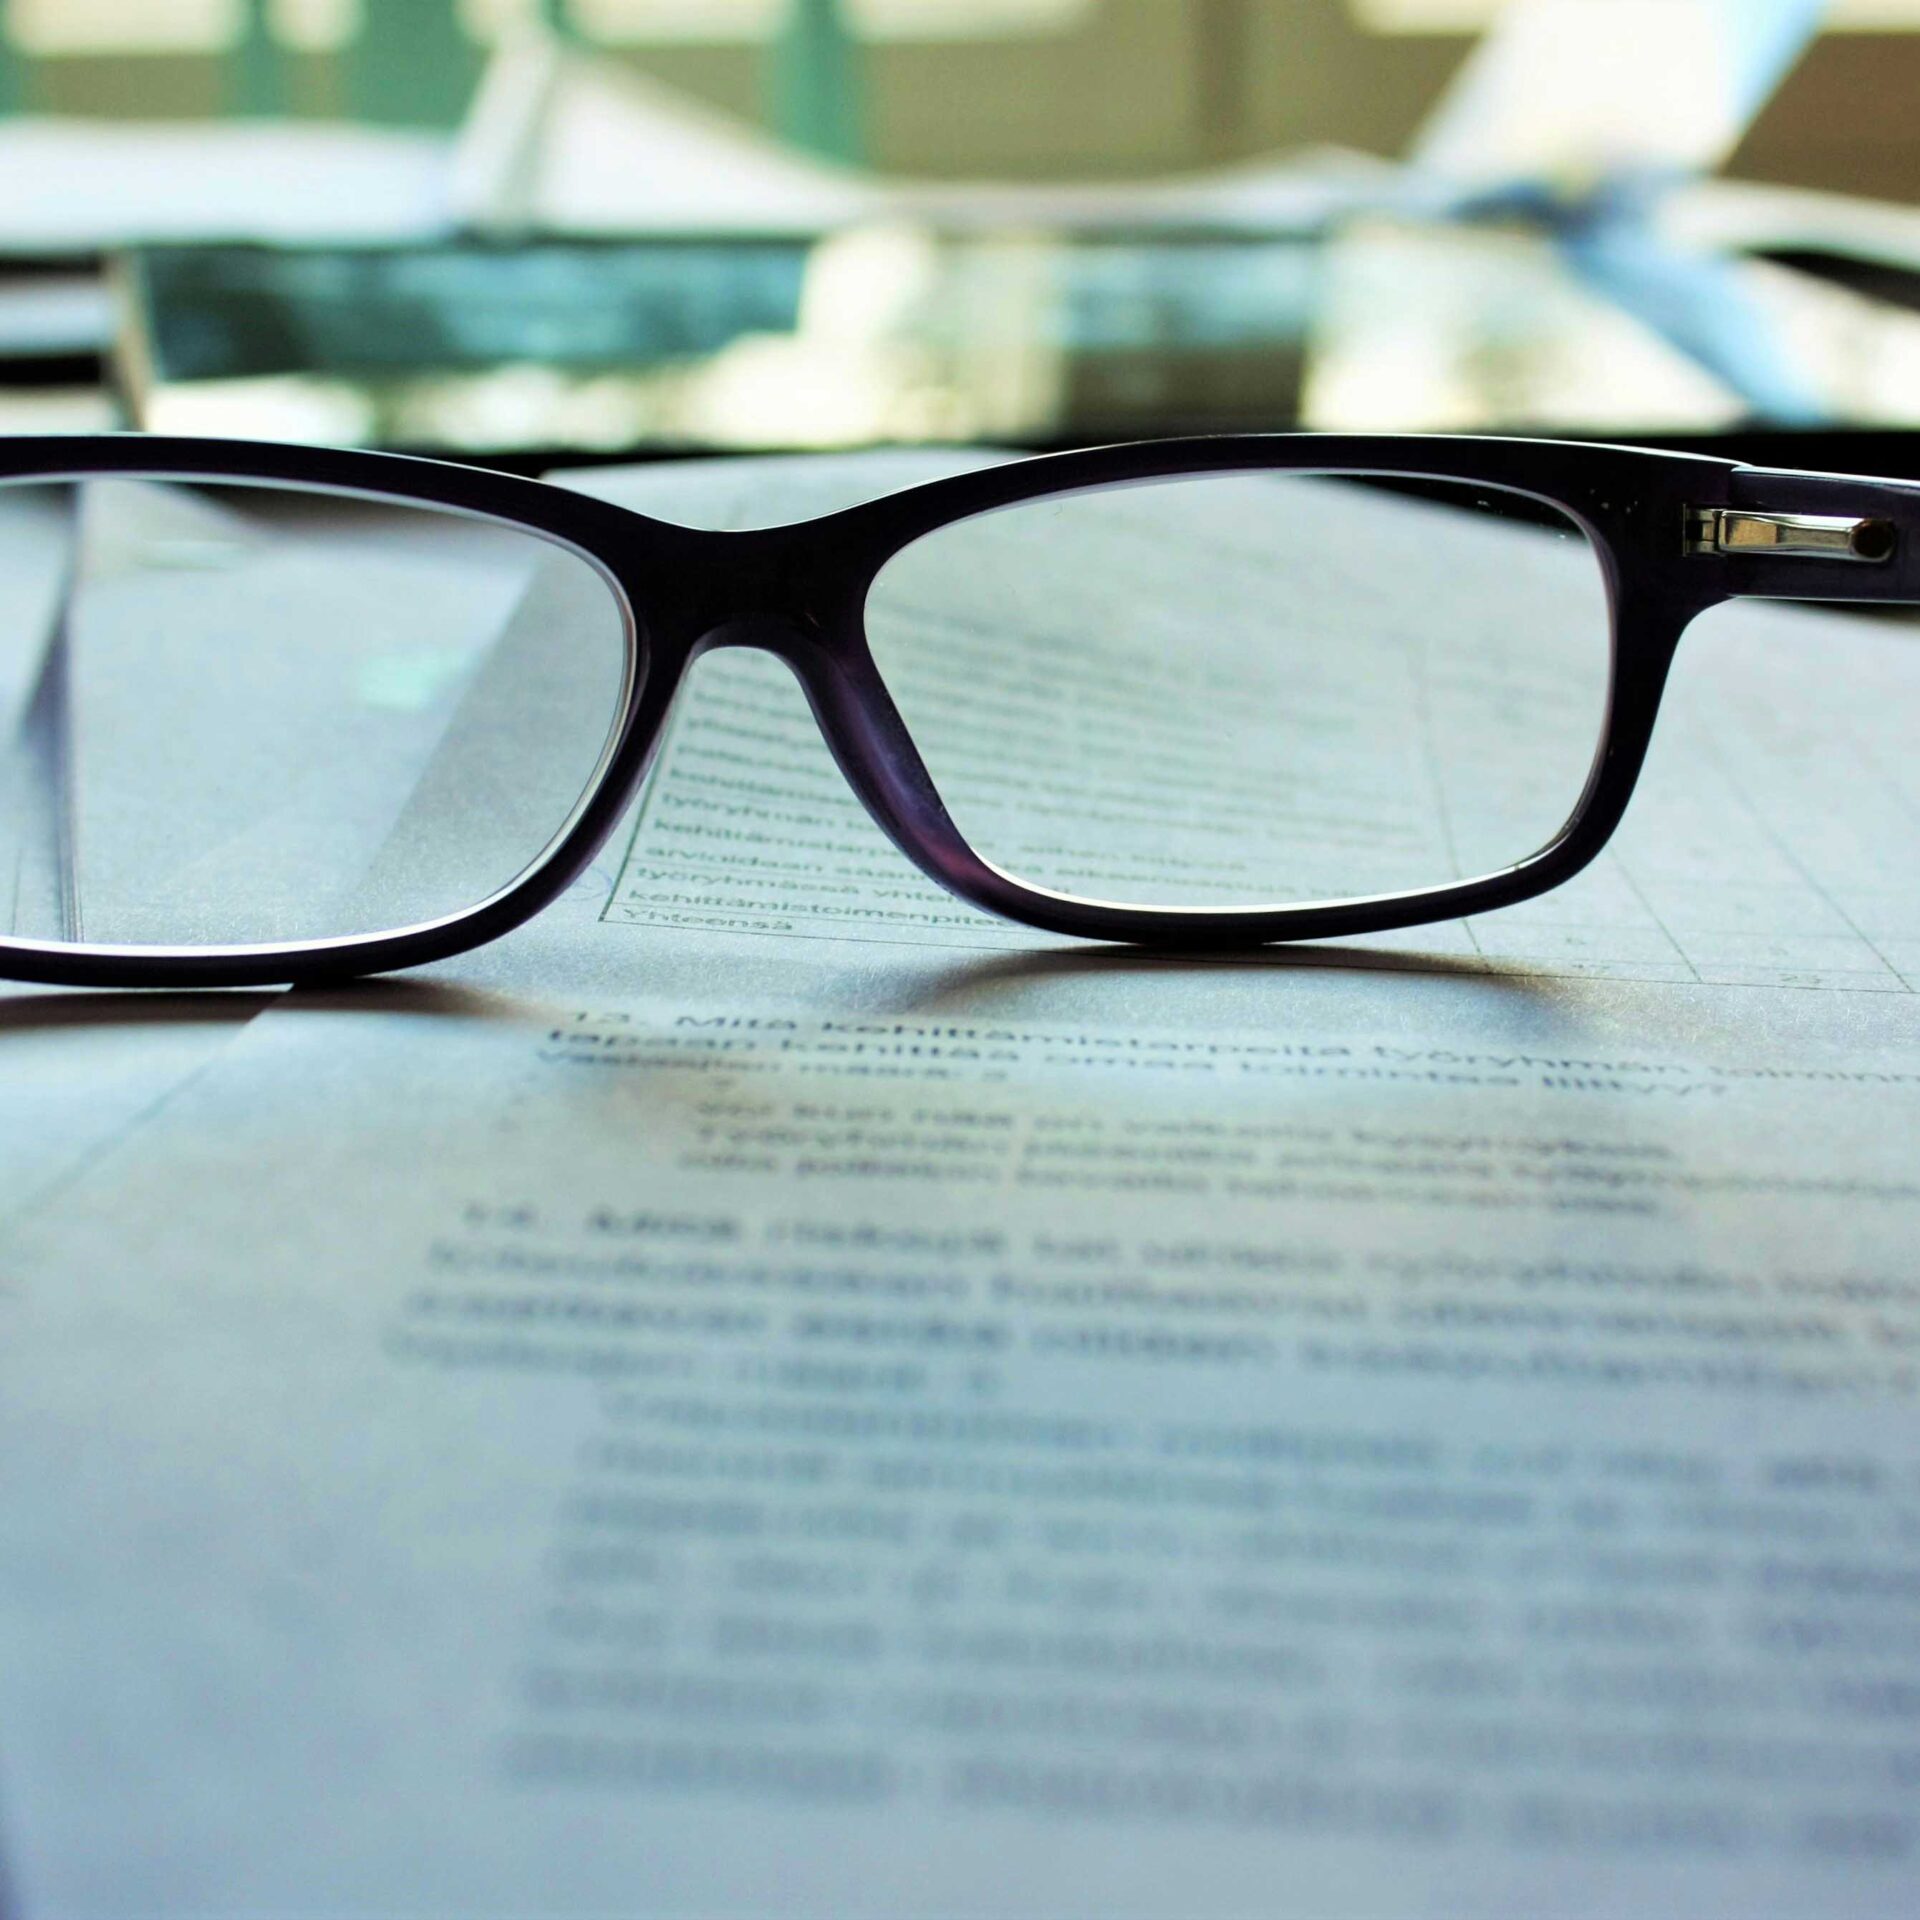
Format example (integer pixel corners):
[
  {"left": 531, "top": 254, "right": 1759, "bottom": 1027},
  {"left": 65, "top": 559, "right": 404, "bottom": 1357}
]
[
  {"left": 1562, "top": 0, "right": 1828, "bottom": 421},
  {"left": 1559, "top": 192, "right": 1827, "bottom": 423},
  {"left": 1409, "top": 0, "right": 1832, "bottom": 418}
]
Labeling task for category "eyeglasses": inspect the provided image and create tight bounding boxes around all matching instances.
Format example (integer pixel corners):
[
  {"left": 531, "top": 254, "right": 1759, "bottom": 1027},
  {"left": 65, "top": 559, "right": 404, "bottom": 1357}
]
[{"left": 0, "top": 431, "right": 1911, "bottom": 988}]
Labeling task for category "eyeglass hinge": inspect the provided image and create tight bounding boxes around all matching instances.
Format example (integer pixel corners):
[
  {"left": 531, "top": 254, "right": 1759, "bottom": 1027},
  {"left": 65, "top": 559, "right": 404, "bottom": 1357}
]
[{"left": 1684, "top": 506, "right": 1896, "bottom": 563}]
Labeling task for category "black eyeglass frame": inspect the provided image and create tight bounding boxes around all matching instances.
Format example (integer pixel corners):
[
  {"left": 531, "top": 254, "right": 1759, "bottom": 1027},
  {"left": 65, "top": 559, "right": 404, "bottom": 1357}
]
[{"left": 4, "top": 429, "right": 1918, "bottom": 990}]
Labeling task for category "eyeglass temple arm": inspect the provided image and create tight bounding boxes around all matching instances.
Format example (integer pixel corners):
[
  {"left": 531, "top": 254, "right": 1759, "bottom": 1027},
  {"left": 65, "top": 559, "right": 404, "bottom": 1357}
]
[{"left": 1684, "top": 468, "right": 1920, "bottom": 605}]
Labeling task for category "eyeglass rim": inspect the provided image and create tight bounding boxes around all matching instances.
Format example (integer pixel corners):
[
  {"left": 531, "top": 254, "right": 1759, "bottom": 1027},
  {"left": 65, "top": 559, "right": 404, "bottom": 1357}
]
[{"left": 0, "top": 429, "right": 1913, "bottom": 988}]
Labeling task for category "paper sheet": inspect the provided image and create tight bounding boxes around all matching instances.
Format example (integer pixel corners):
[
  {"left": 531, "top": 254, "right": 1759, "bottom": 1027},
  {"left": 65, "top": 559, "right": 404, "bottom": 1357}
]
[
  {"left": 4, "top": 450, "right": 1920, "bottom": 1916},
  {"left": 0, "top": 984, "right": 269, "bottom": 1219},
  {"left": 449, "top": 33, "right": 1394, "bottom": 239}
]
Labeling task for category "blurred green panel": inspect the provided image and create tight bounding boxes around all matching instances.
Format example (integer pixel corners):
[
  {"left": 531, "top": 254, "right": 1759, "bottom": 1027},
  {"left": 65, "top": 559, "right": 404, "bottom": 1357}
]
[
  {"left": 769, "top": 0, "right": 865, "bottom": 165},
  {"left": 348, "top": 0, "right": 483, "bottom": 127},
  {"left": 0, "top": 13, "right": 21, "bottom": 113},
  {"left": 231, "top": 0, "right": 284, "bottom": 117}
]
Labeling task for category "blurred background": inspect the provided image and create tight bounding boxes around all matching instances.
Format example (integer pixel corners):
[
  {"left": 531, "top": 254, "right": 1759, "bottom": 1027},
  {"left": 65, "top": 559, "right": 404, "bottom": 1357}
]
[
  {"left": 7, "top": 0, "right": 1920, "bottom": 463},
  {"left": 5, "top": 0, "right": 1917, "bottom": 191}
]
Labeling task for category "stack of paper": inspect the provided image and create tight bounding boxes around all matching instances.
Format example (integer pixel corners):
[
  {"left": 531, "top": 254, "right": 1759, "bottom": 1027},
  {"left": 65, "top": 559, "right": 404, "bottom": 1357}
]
[{"left": 3, "top": 449, "right": 1919, "bottom": 1914}]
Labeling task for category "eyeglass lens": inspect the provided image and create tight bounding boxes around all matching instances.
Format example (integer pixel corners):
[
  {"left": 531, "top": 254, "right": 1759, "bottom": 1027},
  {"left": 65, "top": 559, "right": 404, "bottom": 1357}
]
[
  {"left": 865, "top": 473, "right": 1613, "bottom": 912},
  {"left": 0, "top": 476, "right": 633, "bottom": 950}
]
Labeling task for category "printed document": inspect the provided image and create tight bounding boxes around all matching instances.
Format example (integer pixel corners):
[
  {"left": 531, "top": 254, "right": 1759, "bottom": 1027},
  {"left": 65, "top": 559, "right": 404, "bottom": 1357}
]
[{"left": 3, "top": 452, "right": 1920, "bottom": 1917}]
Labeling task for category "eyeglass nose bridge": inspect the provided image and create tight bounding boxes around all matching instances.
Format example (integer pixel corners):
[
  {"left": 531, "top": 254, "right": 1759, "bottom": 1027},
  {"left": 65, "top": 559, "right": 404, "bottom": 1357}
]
[
  {"left": 613, "top": 520, "right": 1013, "bottom": 916},
  {"left": 685, "top": 608, "right": 820, "bottom": 660},
  {"left": 635, "top": 518, "right": 863, "bottom": 664},
  {"left": 663, "top": 591, "right": 1001, "bottom": 913}
]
